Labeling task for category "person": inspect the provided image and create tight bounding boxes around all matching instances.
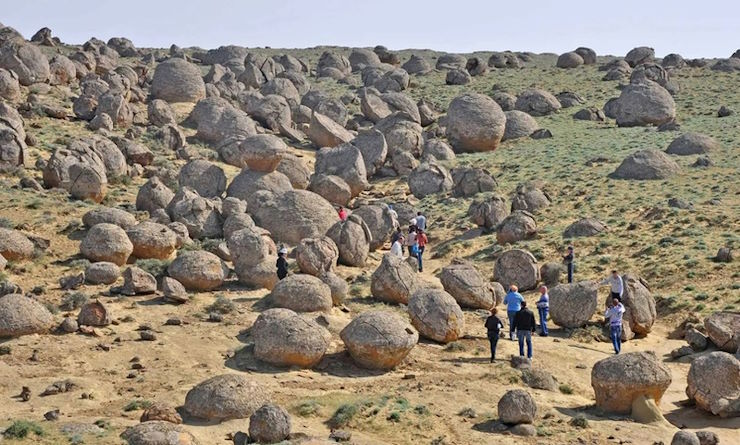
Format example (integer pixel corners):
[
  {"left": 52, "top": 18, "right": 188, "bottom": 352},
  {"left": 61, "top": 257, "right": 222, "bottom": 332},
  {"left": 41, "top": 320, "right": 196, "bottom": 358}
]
[
  {"left": 503, "top": 285, "right": 524, "bottom": 341},
  {"left": 600, "top": 270, "right": 624, "bottom": 301},
  {"left": 604, "top": 297, "right": 626, "bottom": 354},
  {"left": 415, "top": 211, "right": 427, "bottom": 231},
  {"left": 562, "top": 246, "right": 575, "bottom": 283},
  {"left": 337, "top": 207, "right": 348, "bottom": 221},
  {"left": 276, "top": 247, "right": 288, "bottom": 280},
  {"left": 390, "top": 235, "right": 404, "bottom": 258},
  {"left": 388, "top": 205, "right": 399, "bottom": 228},
  {"left": 416, "top": 229, "right": 428, "bottom": 272},
  {"left": 485, "top": 307, "right": 505, "bottom": 362},
  {"left": 536, "top": 286, "right": 549, "bottom": 336},
  {"left": 513, "top": 301, "right": 536, "bottom": 359},
  {"left": 405, "top": 226, "right": 418, "bottom": 258},
  {"left": 390, "top": 226, "right": 403, "bottom": 245}
]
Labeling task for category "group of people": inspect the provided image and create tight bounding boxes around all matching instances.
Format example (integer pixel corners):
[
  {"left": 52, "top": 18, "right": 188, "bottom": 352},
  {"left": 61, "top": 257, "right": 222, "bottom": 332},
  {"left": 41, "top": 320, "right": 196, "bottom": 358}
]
[
  {"left": 390, "top": 211, "right": 428, "bottom": 273},
  {"left": 484, "top": 270, "right": 628, "bottom": 362}
]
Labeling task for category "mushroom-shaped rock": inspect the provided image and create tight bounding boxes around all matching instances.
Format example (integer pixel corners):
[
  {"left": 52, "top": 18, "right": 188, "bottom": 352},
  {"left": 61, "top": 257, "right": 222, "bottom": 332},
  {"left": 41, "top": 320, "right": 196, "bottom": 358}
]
[
  {"left": 352, "top": 204, "right": 397, "bottom": 251},
  {"left": 503, "top": 110, "right": 539, "bottom": 141},
  {"left": 271, "top": 274, "right": 333, "bottom": 313},
  {"left": 120, "top": 421, "right": 199, "bottom": 445},
  {"left": 0, "top": 293, "right": 54, "bottom": 338},
  {"left": 184, "top": 374, "right": 270, "bottom": 421},
  {"left": 557, "top": 51, "right": 584, "bottom": 68},
  {"left": 408, "top": 161, "right": 453, "bottom": 198},
  {"left": 686, "top": 351, "right": 740, "bottom": 418},
  {"left": 371, "top": 253, "right": 420, "bottom": 305},
  {"left": 493, "top": 249, "right": 539, "bottom": 291},
  {"left": 515, "top": 89, "right": 561, "bottom": 116},
  {"left": 85, "top": 262, "right": 120, "bottom": 285},
  {"left": 77, "top": 300, "right": 111, "bottom": 326},
  {"left": 249, "top": 404, "right": 292, "bottom": 444},
  {"left": 408, "top": 288, "right": 464, "bottom": 343},
  {"left": 326, "top": 214, "right": 372, "bottom": 267},
  {"left": 496, "top": 210, "right": 537, "bottom": 244},
  {"left": 167, "top": 251, "right": 226, "bottom": 292},
  {"left": 468, "top": 195, "right": 509, "bottom": 230},
  {"left": 563, "top": 218, "right": 607, "bottom": 238},
  {"left": 446, "top": 93, "right": 506, "bottom": 152},
  {"left": 249, "top": 190, "right": 337, "bottom": 245},
  {"left": 80, "top": 223, "right": 133, "bottom": 266},
  {"left": 610, "top": 81, "right": 676, "bottom": 127},
  {"left": 620, "top": 274, "right": 656, "bottom": 335},
  {"left": 549, "top": 282, "right": 599, "bottom": 328},
  {"left": 439, "top": 258, "right": 495, "bottom": 309},
  {"left": 340, "top": 310, "right": 418, "bottom": 370},
  {"left": 127, "top": 222, "right": 178, "bottom": 260},
  {"left": 178, "top": 159, "right": 226, "bottom": 198},
  {"left": 704, "top": 311, "right": 740, "bottom": 353},
  {"left": 0, "top": 228, "right": 34, "bottom": 261},
  {"left": 151, "top": 58, "right": 206, "bottom": 103},
  {"left": 610, "top": 149, "right": 680, "bottom": 180},
  {"left": 252, "top": 308, "right": 330, "bottom": 368},
  {"left": 295, "top": 236, "right": 338, "bottom": 276},
  {"left": 498, "top": 389, "right": 537, "bottom": 424},
  {"left": 591, "top": 351, "right": 671, "bottom": 413},
  {"left": 666, "top": 133, "right": 719, "bottom": 156},
  {"left": 510, "top": 182, "right": 551, "bottom": 213}
]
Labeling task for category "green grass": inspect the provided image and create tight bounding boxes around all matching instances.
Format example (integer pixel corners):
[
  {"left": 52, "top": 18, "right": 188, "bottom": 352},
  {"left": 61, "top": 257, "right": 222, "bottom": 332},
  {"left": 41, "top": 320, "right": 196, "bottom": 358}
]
[
  {"left": 59, "top": 292, "right": 88, "bottom": 311},
  {"left": 123, "top": 400, "right": 153, "bottom": 412},
  {"left": 3, "top": 420, "right": 45, "bottom": 439},
  {"left": 559, "top": 384, "right": 574, "bottom": 395},
  {"left": 569, "top": 414, "right": 589, "bottom": 428},
  {"left": 295, "top": 400, "right": 322, "bottom": 417},
  {"left": 135, "top": 258, "right": 171, "bottom": 278},
  {"left": 328, "top": 403, "right": 359, "bottom": 428},
  {"left": 206, "top": 295, "right": 236, "bottom": 314}
]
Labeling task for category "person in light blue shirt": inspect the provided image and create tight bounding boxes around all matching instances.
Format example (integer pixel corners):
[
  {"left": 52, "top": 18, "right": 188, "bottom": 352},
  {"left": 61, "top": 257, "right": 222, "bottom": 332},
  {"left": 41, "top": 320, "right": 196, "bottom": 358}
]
[
  {"left": 503, "top": 284, "right": 524, "bottom": 341},
  {"left": 536, "top": 286, "right": 549, "bottom": 337}
]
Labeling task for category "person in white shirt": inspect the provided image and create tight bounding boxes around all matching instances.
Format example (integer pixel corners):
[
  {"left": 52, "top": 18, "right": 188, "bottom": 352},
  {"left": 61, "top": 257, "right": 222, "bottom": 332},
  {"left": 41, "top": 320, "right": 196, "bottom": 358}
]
[
  {"left": 604, "top": 297, "right": 626, "bottom": 354},
  {"left": 390, "top": 236, "right": 404, "bottom": 257},
  {"left": 415, "top": 212, "right": 427, "bottom": 231},
  {"left": 600, "top": 270, "right": 624, "bottom": 301},
  {"left": 388, "top": 205, "right": 399, "bottom": 229}
]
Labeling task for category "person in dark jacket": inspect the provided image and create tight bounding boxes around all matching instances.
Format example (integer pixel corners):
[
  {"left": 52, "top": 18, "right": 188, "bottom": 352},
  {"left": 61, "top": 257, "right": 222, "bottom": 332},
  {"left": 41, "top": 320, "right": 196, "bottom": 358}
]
[
  {"left": 276, "top": 247, "right": 288, "bottom": 280},
  {"left": 513, "top": 301, "right": 536, "bottom": 359},
  {"left": 562, "top": 246, "right": 575, "bottom": 283},
  {"left": 484, "top": 307, "right": 505, "bottom": 362}
]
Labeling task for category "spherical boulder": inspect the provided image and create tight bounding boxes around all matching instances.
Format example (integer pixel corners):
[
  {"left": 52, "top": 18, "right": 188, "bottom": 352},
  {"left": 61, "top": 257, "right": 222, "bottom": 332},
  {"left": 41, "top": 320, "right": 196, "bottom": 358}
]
[
  {"left": 252, "top": 308, "right": 331, "bottom": 368},
  {"left": 408, "top": 288, "right": 464, "bottom": 343},
  {"left": 80, "top": 223, "right": 133, "bottom": 266},
  {"left": 85, "top": 262, "right": 121, "bottom": 285},
  {"left": 563, "top": 218, "right": 607, "bottom": 238},
  {"left": 549, "top": 282, "right": 599, "bottom": 328},
  {"left": 127, "top": 222, "right": 178, "bottom": 260},
  {"left": 451, "top": 167, "right": 497, "bottom": 198},
  {"left": 120, "top": 421, "right": 198, "bottom": 445},
  {"left": 510, "top": 182, "right": 551, "bottom": 213},
  {"left": 440, "top": 258, "right": 495, "bottom": 309},
  {"left": 184, "top": 374, "right": 270, "bottom": 421},
  {"left": 295, "top": 236, "right": 339, "bottom": 276},
  {"left": 371, "top": 253, "right": 420, "bottom": 305},
  {"left": 704, "top": 311, "right": 740, "bottom": 352},
  {"left": 326, "top": 214, "right": 372, "bottom": 267},
  {"left": 503, "top": 110, "right": 539, "bottom": 141},
  {"left": 178, "top": 159, "right": 226, "bottom": 198},
  {"left": 408, "top": 161, "right": 453, "bottom": 198},
  {"left": 136, "top": 177, "right": 175, "bottom": 215},
  {"left": 610, "top": 149, "right": 680, "bottom": 180},
  {"left": 666, "top": 133, "right": 719, "bottom": 156},
  {"left": 0, "top": 228, "right": 34, "bottom": 261},
  {"left": 445, "top": 93, "right": 506, "bottom": 152},
  {"left": 671, "top": 431, "right": 700, "bottom": 445},
  {"left": 270, "top": 274, "right": 333, "bottom": 313},
  {"left": 686, "top": 351, "right": 740, "bottom": 418},
  {"left": 498, "top": 389, "right": 537, "bottom": 424},
  {"left": 557, "top": 52, "right": 584, "bottom": 69},
  {"left": 352, "top": 204, "right": 396, "bottom": 251},
  {"left": 493, "top": 249, "right": 539, "bottom": 291},
  {"left": 151, "top": 58, "right": 206, "bottom": 103},
  {"left": 515, "top": 89, "right": 561, "bottom": 116},
  {"left": 575, "top": 47, "right": 597, "bottom": 64},
  {"left": 496, "top": 210, "right": 537, "bottom": 244},
  {"left": 249, "top": 404, "right": 292, "bottom": 444},
  {"left": 0, "top": 293, "right": 54, "bottom": 338},
  {"left": 167, "top": 251, "right": 226, "bottom": 292},
  {"left": 468, "top": 195, "right": 509, "bottom": 230},
  {"left": 610, "top": 81, "right": 676, "bottom": 127},
  {"left": 620, "top": 274, "right": 657, "bottom": 335},
  {"left": 625, "top": 46, "right": 655, "bottom": 67},
  {"left": 222, "top": 134, "right": 288, "bottom": 172},
  {"left": 340, "top": 310, "right": 418, "bottom": 370},
  {"left": 249, "top": 190, "right": 337, "bottom": 245},
  {"left": 314, "top": 144, "right": 369, "bottom": 197},
  {"left": 77, "top": 300, "right": 111, "bottom": 326},
  {"left": 591, "top": 351, "right": 671, "bottom": 413}
]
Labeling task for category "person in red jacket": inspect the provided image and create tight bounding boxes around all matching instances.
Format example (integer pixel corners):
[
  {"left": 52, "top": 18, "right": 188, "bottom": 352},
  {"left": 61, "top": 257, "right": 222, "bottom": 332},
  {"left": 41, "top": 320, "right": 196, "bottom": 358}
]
[
  {"left": 337, "top": 207, "right": 347, "bottom": 221},
  {"left": 416, "top": 229, "right": 428, "bottom": 272}
]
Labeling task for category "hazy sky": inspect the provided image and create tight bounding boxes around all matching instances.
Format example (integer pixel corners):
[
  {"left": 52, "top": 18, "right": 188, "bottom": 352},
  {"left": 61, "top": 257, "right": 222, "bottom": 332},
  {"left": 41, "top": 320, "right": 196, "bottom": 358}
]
[{"left": 3, "top": 0, "right": 739, "bottom": 58}]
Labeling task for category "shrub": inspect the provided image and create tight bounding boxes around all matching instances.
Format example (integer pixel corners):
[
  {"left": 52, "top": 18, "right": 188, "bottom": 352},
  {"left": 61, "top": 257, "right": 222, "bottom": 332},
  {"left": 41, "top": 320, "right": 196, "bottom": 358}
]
[
  {"left": 3, "top": 420, "right": 45, "bottom": 439},
  {"left": 206, "top": 295, "right": 236, "bottom": 314},
  {"left": 123, "top": 400, "right": 153, "bottom": 412},
  {"left": 328, "top": 403, "right": 358, "bottom": 428},
  {"left": 559, "top": 384, "right": 574, "bottom": 394},
  {"left": 569, "top": 414, "right": 589, "bottom": 428},
  {"left": 295, "top": 400, "right": 321, "bottom": 417},
  {"left": 0, "top": 217, "right": 13, "bottom": 229},
  {"left": 135, "top": 259, "right": 171, "bottom": 278},
  {"left": 60, "top": 292, "right": 89, "bottom": 311}
]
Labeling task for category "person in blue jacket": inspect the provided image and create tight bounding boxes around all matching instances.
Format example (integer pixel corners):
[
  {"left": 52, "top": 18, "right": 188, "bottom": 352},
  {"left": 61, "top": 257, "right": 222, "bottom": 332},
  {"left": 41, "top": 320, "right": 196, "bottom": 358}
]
[{"left": 503, "top": 284, "right": 524, "bottom": 341}]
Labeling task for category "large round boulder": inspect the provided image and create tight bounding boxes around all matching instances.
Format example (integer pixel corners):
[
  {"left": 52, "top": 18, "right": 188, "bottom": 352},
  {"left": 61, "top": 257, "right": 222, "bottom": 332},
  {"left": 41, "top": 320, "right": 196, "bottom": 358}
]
[
  {"left": 503, "top": 110, "right": 539, "bottom": 141},
  {"left": 271, "top": 274, "right": 333, "bottom": 313},
  {"left": 493, "top": 249, "right": 539, "bottom": 291},
  {"left": 249, "top": 190, "right": 337, "bottom": 245},
  {"left": 704, "top": 312, "right": 740, "bottom": 352},
  {"left": 126, "top": 222, "right": 178, "bottom": 260},
  {"left": 83, "top": 206, "right": 137, "bottom": 230},
  {"left": 276, "top": 153, "right": 311, "bottom": 190},
  {"left": 549, "top": 282, "right": 599, "bottom": 328},
  {"left": 371, "top": 253, "right": 420, "bottom": 305},
  {"left": 498, "top": 389, "right": 537, "bottom": 424},
  {"left": 625, "top": 46, "right": 655, "bottom": 67},
  {"left": 408, "top": 288, "right": 464, "bottom": 343},
  {"left": 226, "top": 169, "right": 293, "bottom": 209},
  {"left": 439, "top": 258, "right": 495, "bottom": 309},
  {"left": 666, "top": 133, "right": 719, "bottom": 156},
  {"left": 408, "top": 161, "right": 453, "bottom": 198},
  {"left": 563, "top": 218, "right": 607, "bottom": 238},
  {"left": 610, "top": 149, "right": 680, "bottom": 180},
  {"left": 228, "top": 226, "right": 274, "bottom": 278},
  {"left": 340, "top": 310, "right": 418, "bottom": 370},
  {"left": 80, "top": 223, "right": 133, "bottom": 266},
  {"left": 445, "top": 93, "right": 506, "bottom": 152},
  {"left": 136, "top": 177, "right": 175, "bottom": 215},
  {"left": 686, "top": 351, "right": 740, "bottom": 418},
  {"left": 167, "top": 251, "right": 226, "bottom": 292},
  {"left": 184, "top": 374, "right": 270, "bottom": 421},
  {"left": 252, "top": 308, "right": 331, "bottom": 368},
  {"left": 352, "top": 204, "right": 396, "bottom": 251},
  {"left": 610, "top": 81, "right": 676, "bottom": 127},
  {"left": 248, "top": 404, "right": 292, "bottom": 444},
  {"left": 307, "top": 111, "right": 354, "bottom": 148},
  {"left": 620, "top": 274, "right": 657, "bottom": 336},
  {"left": 222, "top": 134, "right": 288, "bottom": 172},
  {"left": 515, "top": 89, "right": 561, "bottom": 116},
  {"left": 326, "top": 214, "right": 372, "bottom": 267},
  {"left": 166, "top": 188, "right": 223, "bottom": 240},
  {"left": 496, "top": 210, "right": 537, "bottom": 244},
  {"left": 510, "top": 182, "right": 551, "bottom": 213},
  {"left": 295, "top": 236, "right": 339, "bottom": 276},
  {"left": 309, "top": 174, "right": 352, "bottom": 207},
  {"left": 178, "top": 159, "right": 226, "bottom": 198},
  {"left": 151, "top": 58, "right": 206, "bottom": 103},
  {"left": 0, "top": 294, "right": 54, "bottom": 338},
  {"left": 591, "top": 351, "right": 671, "bottom": 413},
  {"left": 451, "top": 167, "right": 497, "bottom": 198},
  {"left": 0, "top": 228, "right": 34, "bottom": 261},
  {"left": 85, "top": 262, "right": 121, "bottom": 285},
  {"left": 314, "top": 144, "right": 369, "bottom": 197},
  {"left": 0, "top": 40, "right": 50, "bottom": 85},
  {"left": 557, "top": 52, "right": 584, "bottom": 69},
  {"left": 120, "top": 421, "right": 199, "bottom": 445},
  {"left": 468, "top": 195, "right": 509, "bottom": 230}
]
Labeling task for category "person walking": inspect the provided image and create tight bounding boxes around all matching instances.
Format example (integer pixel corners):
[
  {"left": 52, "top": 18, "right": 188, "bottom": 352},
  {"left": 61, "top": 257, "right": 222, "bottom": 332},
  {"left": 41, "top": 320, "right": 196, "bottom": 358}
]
[
  {"left": 390, "top": 226, "right": 403, "bottom": 246},
  {"left": 600, "top": 270, "right": 624, "bottom": 301},
  {"left": 390, "top": 235, "right": 404, "bottom": 258},
  {"left": 536, "top": 286, "right": 549, "bottom": 336},
  {"left": 337, "top": 207, "right": 348, "bottom": 221},
  {"left": 415, "top": 211, "right": 427, "bottom": 231},
  {"left": 485, "top": 307, "right": 505, "bottom": 362},
  {"left": 276, "top": 247, "right": 289, "bottom": 280},
  {"left": 513, "top": 301, "right": 537, "bottom": 359},
  {"left": 604, "top": 297, "right": 626, "bottom": 354},
  {"left": 562, "top": 246, "right": 575, "bottom": 283},
  {"left": 415, "top": 229, "right": 428, "bottom": 272},
  {"left": 503, "top": 285, "right": 524, "bottom": 341},
  {"left": 405, "top": 226, "right": 418, "bottom": 258}
]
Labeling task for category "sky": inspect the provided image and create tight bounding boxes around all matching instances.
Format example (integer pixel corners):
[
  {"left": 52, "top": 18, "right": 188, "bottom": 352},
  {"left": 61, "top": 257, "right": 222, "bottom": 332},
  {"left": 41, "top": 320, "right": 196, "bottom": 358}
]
[{"left": 2, "top": 0, "right": 739, "bottom": 58}]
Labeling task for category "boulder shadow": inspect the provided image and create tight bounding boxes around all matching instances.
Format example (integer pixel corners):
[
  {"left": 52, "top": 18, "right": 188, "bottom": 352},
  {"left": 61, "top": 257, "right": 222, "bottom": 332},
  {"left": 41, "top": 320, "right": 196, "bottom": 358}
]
[{"left": 664, "top": 403, "right": 740, "bottom": 431}]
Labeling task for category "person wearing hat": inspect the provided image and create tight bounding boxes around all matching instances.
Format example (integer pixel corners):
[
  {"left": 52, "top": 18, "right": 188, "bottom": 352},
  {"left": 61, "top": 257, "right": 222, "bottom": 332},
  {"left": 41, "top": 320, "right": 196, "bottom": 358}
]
[
  {"left": 276, "top": 247, "right": 289, "bottom": 280},
  {"left": 562, "top": 246, "right": 575, "bottom": 283}
]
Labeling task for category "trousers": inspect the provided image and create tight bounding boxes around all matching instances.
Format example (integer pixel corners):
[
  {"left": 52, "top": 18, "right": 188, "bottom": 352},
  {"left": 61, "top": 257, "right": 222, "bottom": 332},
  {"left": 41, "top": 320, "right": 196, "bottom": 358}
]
[
  {"left": 610, "top": 324, "right": 622, "bottom": 354},
  {"left": 517, "top": 331, "right": 533, "bottom": 359}
]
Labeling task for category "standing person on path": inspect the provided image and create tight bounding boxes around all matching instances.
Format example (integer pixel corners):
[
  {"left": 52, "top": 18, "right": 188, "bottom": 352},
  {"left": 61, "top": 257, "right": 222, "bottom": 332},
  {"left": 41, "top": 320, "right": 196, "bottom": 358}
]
[
  {"left": 604, "top": 297, "right": 626, "bottom": 354},
  {"left": 415, "top": 211, "right": 427, "bottom": 231},
  {"left": 405, "top": 226, "right": 418, "bottom": 258},
  {"left": 390, "top": 235, "right": 404, "bottom": 258},
  {"left": 388, "top": 205, "right": 399, "bottom": 229},
  {"left": 562, "top": 246, "right": 575, "bottom": 283},
  {"left": 390, "top": 226, "right": 403, "bottom": 252},
  {"left": 600, "top": 270, "right": 624, "bottom": 301},
  {"left": 485, "top": 307, "right": 505, "bottom": 362},
  {"left": 536, "top": 286, "right": 549, "bottom": 337},
  {"left": 416, "top": 229, "right": 428, "bottom": 272},
  {"left": 337, "top": 207, "right": 348, "bottom": 221},
  {"left": 503, "top": 285, "right": 524, "bottom": 341},
  {"left": 276, "top": 247, "right": 289, "bottom": 280},
  {"left": 513, "top": 301, "right": 536, "bottom": 359}
]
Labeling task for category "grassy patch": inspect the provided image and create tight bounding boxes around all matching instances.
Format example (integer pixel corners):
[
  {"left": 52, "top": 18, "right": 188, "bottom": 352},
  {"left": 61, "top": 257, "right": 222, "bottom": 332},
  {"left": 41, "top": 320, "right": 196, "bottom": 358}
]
[
  {"left": 295, "top": 400, "right": 321, "bottom": 417},
  {"left": 559, "top": 384, "right": 574, "bottom": 394},
  {"left": 569, "top": 414, "right": 589, "bottom": 428},
  {"left": 206, "top": 295, "right": 236, "bottom": 314},
  {"left": 123, "top": 399, "right": 153, "bottom": 412},
  {"left": 328, "top": 403, "right": 359, "bottom": 429},
  {"left": 59, "top": 292, "right": 88, "bottom": 311},
  {"left": 135, "top": 258, "right": 171, "bottom": 278},
  {"left": 3, "top": 420, "right": 45, "bottom": 439}
]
